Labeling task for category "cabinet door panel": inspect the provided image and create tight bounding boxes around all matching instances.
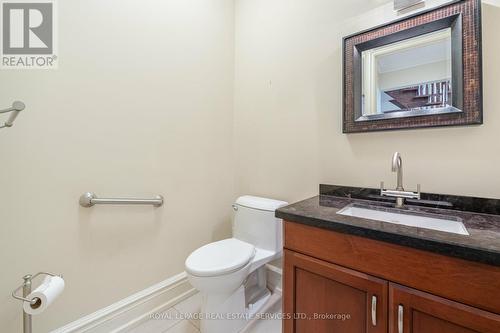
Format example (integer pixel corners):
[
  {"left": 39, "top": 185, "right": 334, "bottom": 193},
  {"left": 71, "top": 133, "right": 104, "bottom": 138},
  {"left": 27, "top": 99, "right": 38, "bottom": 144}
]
[
  {"left": 412, "top": 311, "right": 478, "bottom": 333},
  {"left": 295, "top": 268, "right": 367, "bottom": 332},
  {"left": 284, "top": 250, "right": 388, "bottom": 333},
  {"left": 389, "top": 283, "right": 500, "bottom": 333}
]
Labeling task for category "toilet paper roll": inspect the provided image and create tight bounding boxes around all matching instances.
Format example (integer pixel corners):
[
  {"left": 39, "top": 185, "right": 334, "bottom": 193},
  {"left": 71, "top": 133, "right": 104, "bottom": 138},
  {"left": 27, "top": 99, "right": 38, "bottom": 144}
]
[{"left": 23, "top": 276, "right": 65, "bottom": 315}]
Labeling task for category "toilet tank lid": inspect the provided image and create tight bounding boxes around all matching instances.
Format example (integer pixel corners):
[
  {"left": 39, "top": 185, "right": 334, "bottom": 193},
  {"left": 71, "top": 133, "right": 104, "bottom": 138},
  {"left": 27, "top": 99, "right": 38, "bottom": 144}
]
[{"left": 235, "top": 196, "right": 288, "bottom": 212}]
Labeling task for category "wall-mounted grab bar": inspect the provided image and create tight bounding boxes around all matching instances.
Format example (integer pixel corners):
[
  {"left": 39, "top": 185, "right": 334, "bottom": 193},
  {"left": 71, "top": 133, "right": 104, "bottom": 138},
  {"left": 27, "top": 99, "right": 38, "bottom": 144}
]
[
  {"left": 79, "top": 192, "right": 164, "bottom": 208},
  {"left": 0, "top": 101, "right": 26, "bottom": 129}
]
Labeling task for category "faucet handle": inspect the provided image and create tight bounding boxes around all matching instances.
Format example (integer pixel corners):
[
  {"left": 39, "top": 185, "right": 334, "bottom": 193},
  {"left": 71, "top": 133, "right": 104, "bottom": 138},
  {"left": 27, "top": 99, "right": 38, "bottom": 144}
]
[
  {"left": 416, "top": 184, "right": 421, "bottom": 199},
  {"left": 380, "top": 181, "right": 385, "bottom": 195}
]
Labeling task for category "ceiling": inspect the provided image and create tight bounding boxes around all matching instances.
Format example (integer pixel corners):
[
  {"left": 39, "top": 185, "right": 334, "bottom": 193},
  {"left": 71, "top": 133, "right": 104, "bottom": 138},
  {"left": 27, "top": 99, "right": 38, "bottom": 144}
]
[{"left": 377, "top": 37, "right": 451, "bottom": 74}]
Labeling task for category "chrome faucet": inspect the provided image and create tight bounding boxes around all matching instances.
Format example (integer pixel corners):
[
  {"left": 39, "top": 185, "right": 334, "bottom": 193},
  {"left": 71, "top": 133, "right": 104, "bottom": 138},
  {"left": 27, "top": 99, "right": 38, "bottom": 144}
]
[
  {"left": 381, "top": 152, "right": 420, "bottom": 208},
  {"left": 392, "top": 152, "right": 403, "bottom": 191}
]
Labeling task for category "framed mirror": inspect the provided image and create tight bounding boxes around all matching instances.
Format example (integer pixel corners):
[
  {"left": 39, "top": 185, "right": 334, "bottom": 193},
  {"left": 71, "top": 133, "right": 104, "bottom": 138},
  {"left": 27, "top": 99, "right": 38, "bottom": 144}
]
[{"left": 343, "top": 0, "right": 482, "bottom": 133}]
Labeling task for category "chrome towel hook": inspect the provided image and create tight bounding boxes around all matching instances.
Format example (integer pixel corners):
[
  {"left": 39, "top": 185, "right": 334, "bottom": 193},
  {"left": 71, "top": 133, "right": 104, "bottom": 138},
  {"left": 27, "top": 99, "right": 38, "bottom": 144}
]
[{"left": 0, "top": 101, "right": 26, "bottom": 129}]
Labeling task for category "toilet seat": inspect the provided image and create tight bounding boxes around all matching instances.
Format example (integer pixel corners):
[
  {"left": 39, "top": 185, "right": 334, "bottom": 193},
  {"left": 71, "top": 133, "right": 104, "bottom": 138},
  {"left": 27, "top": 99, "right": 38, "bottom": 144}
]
[{"left": 185, "top": 238, "right": 255, "bottom": 277}]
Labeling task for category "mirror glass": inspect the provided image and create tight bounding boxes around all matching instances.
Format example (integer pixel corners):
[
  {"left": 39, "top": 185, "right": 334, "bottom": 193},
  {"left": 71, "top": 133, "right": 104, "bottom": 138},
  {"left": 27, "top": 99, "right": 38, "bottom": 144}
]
[{"left": 359, "top": 28, "right": 459, "bottom": 121}]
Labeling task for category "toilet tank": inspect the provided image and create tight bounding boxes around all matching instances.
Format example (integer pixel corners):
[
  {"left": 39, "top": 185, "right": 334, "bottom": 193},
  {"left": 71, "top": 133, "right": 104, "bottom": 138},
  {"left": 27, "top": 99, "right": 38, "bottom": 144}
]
[{"left": 233, "top": 196, "right": 288, "bottom": 253}]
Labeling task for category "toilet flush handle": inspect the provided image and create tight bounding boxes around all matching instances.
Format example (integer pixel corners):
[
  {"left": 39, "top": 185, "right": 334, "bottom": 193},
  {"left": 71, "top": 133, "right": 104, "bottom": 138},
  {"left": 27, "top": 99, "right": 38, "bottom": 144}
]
[{"left": 232, "top": 204, "right": 238, "bottom": 211}]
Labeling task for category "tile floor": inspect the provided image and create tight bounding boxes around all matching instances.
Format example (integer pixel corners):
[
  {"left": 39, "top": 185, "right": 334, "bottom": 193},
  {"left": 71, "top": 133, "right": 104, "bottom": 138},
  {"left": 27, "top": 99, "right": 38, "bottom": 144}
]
[{"left": 127, "top": 292, "right": 282, "bottom": 333}]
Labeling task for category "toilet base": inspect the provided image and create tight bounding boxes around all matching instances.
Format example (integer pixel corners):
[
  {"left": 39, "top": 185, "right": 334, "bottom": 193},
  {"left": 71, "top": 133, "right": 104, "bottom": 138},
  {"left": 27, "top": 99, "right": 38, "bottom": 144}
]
[
  {"left": 199, "top": 267, "right": 272, "bottom": 333},
  {"left": 200, "top": 286, "right": 246, "bottom": 333}
]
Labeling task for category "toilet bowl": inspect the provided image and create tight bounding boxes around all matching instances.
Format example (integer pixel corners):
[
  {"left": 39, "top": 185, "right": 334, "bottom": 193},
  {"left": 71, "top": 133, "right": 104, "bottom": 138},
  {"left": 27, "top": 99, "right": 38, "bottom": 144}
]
[{"left": 185, "top": 196, "right": 288, "bottom": 333}]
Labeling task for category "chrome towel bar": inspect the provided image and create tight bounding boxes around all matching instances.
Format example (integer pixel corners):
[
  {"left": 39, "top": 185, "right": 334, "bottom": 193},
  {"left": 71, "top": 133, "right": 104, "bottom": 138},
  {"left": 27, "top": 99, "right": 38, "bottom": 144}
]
[{"left": 79, "top": 192, "right": 164, "bottom": 208}]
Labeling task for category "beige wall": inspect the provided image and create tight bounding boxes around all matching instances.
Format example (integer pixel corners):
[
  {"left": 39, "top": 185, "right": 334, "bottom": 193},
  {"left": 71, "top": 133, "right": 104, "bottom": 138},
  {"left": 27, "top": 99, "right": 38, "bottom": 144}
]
[
  {"left": 234, "top": 0, "right": 500, "bottom": 203},
  {"left": 0, "top": 0, "right": 235, "bottom": 331},
  {"left": 2, "top": 0, "right": 500, "bottom": 331}
]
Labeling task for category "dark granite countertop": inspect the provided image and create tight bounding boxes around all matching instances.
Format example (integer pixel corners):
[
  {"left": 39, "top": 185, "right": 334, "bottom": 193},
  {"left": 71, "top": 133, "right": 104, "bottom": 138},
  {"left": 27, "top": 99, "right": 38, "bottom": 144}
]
[{"left": 276, "top": 185, "right": 500, "bottom": 267}]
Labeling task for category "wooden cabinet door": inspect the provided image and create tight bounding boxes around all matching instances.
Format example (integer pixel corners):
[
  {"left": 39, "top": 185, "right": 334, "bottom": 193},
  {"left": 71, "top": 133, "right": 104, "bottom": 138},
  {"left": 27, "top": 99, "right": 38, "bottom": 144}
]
[
  {"left": 389, "top": 283, "right": 500, "bottom": 333},
  {"left": 284, "top": 249, "right": 388, "bottom": 333}
]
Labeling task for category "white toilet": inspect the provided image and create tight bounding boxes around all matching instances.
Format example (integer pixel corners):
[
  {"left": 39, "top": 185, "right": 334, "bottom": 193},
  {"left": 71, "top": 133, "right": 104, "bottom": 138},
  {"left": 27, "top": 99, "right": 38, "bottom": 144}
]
[{"left": 185, "top": 195, "right": 288, "bottom": 333}]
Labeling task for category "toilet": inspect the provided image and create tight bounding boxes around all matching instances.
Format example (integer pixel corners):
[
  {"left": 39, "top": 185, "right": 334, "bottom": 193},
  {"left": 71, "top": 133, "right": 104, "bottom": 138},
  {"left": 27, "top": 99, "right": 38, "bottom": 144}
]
[{"left": 185, "top": 195, "right": 288, "bottom": 333}]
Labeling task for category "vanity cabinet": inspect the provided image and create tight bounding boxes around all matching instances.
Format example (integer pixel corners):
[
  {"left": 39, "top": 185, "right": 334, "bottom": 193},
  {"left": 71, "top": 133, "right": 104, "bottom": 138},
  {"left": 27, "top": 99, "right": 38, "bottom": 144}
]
[
  {"left": 283, "top": 221, "right": 500, "bottom": 333},
  {"left": 285, "top": 250, "right": 387, "bottom": 333}
]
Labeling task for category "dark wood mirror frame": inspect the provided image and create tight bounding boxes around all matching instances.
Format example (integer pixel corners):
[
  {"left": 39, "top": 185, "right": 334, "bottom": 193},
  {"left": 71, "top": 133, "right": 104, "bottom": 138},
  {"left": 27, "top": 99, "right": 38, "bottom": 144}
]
[{"left": 342, "top": 0, "right": 482, "bottom": 133}]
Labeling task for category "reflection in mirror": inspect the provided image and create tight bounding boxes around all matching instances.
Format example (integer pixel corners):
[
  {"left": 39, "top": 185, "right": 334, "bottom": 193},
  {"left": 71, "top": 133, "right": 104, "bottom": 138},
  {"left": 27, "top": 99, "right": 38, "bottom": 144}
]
[{"left": 358, "top": 28, "right": 460, "bottom": 121}]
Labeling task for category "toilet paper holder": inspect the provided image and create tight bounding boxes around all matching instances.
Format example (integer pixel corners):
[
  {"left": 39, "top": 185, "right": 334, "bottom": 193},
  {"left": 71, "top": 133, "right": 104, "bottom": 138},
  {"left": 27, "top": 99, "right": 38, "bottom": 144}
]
[{"left": 11, "top": 272, "right": 62, "bottom": 333}]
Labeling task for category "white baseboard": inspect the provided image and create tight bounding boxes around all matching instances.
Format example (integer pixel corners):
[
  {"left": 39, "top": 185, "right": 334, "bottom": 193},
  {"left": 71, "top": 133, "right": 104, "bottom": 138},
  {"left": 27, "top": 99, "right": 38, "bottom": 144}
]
[
  {"left": 52, "top": 264, "right": 283, "bottom": 333},
  {"left": 52, "top": 272, "right": 196, "bottom": 333}
]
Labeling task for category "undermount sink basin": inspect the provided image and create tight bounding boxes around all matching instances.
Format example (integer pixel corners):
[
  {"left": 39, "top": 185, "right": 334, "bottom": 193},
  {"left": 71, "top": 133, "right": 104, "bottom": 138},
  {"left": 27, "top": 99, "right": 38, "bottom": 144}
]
[{"left": 336, "top": 204, "right": 469, "bottom": 236}]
